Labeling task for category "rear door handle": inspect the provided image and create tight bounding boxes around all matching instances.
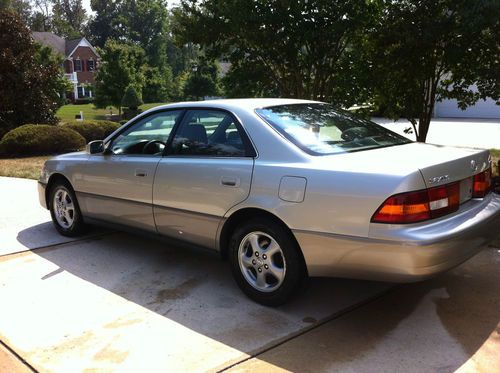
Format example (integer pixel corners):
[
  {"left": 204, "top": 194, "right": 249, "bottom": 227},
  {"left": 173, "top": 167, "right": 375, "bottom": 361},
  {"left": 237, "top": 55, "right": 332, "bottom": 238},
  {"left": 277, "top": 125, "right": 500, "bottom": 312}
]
[
  {"left": 135, "top": 169, "right": 148, "bottom": 177},
  {"left": 221, "top": 176, "right": 240, "bottom": 187}
]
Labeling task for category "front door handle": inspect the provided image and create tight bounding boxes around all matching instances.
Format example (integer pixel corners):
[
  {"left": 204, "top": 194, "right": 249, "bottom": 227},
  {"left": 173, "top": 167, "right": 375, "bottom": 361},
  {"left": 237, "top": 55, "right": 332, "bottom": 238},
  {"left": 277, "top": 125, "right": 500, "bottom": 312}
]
[
  {"left": 135, "top": 169, "right": 148, "bottom": 177},
  {"left": 221, "top": 176, "right": 240, "bottom": 187}
]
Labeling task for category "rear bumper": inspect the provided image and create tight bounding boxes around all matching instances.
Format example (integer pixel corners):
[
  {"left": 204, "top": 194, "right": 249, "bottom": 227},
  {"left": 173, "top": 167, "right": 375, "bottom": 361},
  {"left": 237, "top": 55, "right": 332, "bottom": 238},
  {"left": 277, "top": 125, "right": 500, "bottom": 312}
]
[
  {"left": 38, "top": 181, "right": 47, "bottom": 209},
  {"left": 294, "top": 193, "right": 500, "bottom": 282}
]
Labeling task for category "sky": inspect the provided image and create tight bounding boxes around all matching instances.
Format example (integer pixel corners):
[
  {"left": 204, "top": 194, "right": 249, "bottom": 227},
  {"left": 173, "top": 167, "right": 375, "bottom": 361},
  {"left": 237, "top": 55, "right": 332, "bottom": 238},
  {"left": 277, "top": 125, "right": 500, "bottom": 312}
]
[{"left": 82, "top": 0, "right": 92, "bottom": 14}]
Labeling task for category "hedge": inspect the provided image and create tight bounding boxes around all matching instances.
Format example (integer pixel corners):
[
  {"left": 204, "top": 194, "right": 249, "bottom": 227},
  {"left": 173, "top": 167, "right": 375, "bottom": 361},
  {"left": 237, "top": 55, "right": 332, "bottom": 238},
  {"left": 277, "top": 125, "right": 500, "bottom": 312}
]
[
  {"left": 65, "top": 120, "right": 120, "bottom": 143},
  {"left": 0, "top": 124, "right": 86, "bottom": 155}
]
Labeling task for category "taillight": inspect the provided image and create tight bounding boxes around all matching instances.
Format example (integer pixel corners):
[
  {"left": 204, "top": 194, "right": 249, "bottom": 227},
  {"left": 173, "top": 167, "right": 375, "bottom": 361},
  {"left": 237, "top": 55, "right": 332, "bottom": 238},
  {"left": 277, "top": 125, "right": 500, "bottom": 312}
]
[
  {"left": 372, "top": 182, "right": 460, "bottom": 224},
  {"left": 472, "top": 169, "right": 491, "bottom": 198},
  {"left": 371, "top": 190, "right": 430, "bottom": 223}
]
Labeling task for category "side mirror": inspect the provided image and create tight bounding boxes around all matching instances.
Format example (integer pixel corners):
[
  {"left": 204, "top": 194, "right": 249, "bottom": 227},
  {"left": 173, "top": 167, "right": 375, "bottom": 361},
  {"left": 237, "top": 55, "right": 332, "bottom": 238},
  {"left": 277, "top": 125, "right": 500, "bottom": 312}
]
[{"left": 86, "top": 140, "right": 104, "bottom": 154}]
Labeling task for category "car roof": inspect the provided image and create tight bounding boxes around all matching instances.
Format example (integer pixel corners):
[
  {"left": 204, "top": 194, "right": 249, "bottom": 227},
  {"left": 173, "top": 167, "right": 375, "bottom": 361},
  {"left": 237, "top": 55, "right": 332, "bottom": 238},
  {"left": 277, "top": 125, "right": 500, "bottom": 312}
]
[{"left": 147, "top": 98, "right": 323, "bottom": 113}]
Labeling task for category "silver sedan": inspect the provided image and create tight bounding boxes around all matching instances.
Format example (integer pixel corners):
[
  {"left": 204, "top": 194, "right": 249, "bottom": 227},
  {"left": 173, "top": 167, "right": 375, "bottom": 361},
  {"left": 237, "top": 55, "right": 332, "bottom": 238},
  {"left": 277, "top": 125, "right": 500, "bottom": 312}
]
[{"left": 38, "top": 99, "right": 500, "bottom": 305}]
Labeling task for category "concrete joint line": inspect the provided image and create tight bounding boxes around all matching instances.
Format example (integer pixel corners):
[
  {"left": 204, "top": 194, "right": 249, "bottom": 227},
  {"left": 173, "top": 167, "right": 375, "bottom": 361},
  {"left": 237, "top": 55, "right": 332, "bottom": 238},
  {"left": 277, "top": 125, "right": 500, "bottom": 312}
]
[
  {"left": 218, "top": 285, "right": 399, "bottom": 372},
  {"left": 0, "top": 339, "right": 38, "bottom": 373},
  {"left": 0, "top": 232, "right": 114, "bottom": 259}
]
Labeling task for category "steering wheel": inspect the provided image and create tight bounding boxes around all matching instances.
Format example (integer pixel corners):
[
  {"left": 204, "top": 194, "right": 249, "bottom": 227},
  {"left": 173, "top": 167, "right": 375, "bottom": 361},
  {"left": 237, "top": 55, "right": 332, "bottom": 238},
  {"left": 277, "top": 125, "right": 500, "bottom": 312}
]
[
  {"left": 341, "top": 127, "right": 369, "bottom": 142},
  {"left": 142, "top": 140, "right": 166, "bottom": 154}
]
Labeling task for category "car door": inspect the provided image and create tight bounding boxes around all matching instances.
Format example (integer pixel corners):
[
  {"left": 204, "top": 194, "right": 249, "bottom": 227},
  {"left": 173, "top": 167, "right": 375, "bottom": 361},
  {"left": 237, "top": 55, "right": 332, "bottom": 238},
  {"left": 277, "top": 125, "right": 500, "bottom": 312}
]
[
  {"left": 153, "top": 109, "right": 255, "bottom": 249},
  {"left": 78, "top": 109, "right": 184, "bottom": 231}
]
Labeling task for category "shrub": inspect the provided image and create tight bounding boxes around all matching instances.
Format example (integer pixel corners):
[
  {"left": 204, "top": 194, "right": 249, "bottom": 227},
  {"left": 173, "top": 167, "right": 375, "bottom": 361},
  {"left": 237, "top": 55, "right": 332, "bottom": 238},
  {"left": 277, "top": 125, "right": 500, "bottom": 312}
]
[
  {"left": 0, "top": 124, "right": 85, "bottom": 155},
  {"left": 121, "top": 85, "right": 143, "bottom": 110},
  {"left": 123, "top": 108, "right": 143, "bottom": 120},
  {"left": 65, "top": 120, "right": 120, "bottom": 142}
]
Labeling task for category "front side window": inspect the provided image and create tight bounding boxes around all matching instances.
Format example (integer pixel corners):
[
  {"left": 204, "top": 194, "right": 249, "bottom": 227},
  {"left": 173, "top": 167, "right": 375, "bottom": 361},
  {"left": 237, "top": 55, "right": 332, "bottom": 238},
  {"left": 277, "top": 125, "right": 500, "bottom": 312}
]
[
  {"left": 74, "top": 59, "right": 82, "bottom": 72},
  {"left": 170, "top": 110, "right": 248, "bottom": 157},
  {"left": 87, "top": 60, "right": 95, "bottom": 71},
  {"left": 256, "top": 104, "right": 411, "bottom": 155},
  {"left": 110, "top": 110, "right": 183, "bottom": 156}
]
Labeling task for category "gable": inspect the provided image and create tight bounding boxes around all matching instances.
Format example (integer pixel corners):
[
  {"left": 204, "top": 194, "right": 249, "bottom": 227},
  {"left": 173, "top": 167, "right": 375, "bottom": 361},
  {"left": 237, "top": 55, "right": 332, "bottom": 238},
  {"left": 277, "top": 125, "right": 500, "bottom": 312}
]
[{"left": 66, "top": 38, "right": 100, "bottom": 59}]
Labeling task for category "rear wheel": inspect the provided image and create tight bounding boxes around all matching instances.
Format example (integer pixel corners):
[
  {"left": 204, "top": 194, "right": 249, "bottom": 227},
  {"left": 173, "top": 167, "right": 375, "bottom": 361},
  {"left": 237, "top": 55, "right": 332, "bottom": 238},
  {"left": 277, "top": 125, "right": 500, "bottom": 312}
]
[
  {"left": 229, "top": 218, "right": 306, "bottom": 306},
  {"left": 49, "top": 182, "right": 86, "bottom": 236}
]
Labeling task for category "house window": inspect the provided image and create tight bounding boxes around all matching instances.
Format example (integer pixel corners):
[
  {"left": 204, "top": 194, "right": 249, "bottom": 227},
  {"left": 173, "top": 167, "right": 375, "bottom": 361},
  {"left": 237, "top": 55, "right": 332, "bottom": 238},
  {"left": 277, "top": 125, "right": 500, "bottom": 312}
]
[
  {"left": 77, "top": 86, "right": 84, "bottom": 98},
  {"left": 87, "top": 60, "right": 95, "bottom": 71},
  {"left": 74, "top": 59, "right": 82, "bottom": 72}
]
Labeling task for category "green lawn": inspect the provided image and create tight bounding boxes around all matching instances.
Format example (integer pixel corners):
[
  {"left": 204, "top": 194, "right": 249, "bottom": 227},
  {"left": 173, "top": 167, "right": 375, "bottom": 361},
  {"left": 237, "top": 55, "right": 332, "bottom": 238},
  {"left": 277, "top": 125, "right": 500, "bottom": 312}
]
[{"left": 56, "top": 103, "right": 167, "bottom": 122}]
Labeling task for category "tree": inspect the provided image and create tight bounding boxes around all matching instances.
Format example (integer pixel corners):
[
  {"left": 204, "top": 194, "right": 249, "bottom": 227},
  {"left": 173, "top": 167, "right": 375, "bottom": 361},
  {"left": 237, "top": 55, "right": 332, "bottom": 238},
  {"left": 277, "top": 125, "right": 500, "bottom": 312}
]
[
  {"left": 31, "top": 0, "right": 52, "bottom": 31},
  {"left": 174, "top": 0, "right": 377, "bottom": 107},
  {"left": 94, "top": 40, "right": 145, "bottom": 115},
  {"left": 183, "top": 58, "right": 220, "bottom": 100},
  {"left": 0, "top": 10, "right": 66, "bottom": 138},
  {"left": 143, "top": 65, "right": 173, "bottom": 103},
  {"left": 121, "top": 85, "right": 143, "bottom": 110},
  {"left": 368, "top": 0, "right": 499, "bottom": 142},
  {"left": 88, "top": 0, "right": 174, "bottom": 101},
  {"left": 0, "top": 0, "right": 32, "bottom": 25},
  {"left": 52, "top": 0, "right": 87, "bottom": 38},
  {"left": 87, "top": 0, "right": 122, "bottom": 48}
]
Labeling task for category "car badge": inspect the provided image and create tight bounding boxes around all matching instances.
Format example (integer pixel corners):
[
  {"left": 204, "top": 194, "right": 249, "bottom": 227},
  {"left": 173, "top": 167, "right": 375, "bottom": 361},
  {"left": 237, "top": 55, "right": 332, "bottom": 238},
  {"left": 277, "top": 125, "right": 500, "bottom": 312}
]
[
  {"left": 470, "top": 160, "right": 477, "bottom": 171},
  {"left": 429, "top": 175, "right": 449, "bottom": 184}
]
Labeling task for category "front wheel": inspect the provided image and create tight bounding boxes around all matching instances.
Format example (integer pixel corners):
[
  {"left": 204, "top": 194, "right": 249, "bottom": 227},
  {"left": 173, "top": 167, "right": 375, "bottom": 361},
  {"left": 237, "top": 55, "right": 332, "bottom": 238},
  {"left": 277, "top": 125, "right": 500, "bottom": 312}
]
[
  {"left": 49, "top": 182, "right": 86, "bottom": 237},
  {"left": 229, "top": 218, "right": 306, "bottom": 306}
]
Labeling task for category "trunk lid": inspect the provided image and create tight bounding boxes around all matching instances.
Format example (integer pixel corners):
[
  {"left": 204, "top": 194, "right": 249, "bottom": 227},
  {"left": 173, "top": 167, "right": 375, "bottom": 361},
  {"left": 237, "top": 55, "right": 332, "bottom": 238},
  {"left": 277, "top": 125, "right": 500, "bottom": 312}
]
[{"left": 313, "top": 142, "right": 491, "bottom": 187}]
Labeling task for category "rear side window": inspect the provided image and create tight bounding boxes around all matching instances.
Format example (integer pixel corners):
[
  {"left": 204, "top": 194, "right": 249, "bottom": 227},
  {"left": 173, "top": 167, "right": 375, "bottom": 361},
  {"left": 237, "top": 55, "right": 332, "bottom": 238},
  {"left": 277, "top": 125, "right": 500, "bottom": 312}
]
[
  {"left": 170, "top": 110, "right": 249, "bottom": 157},
  {"left": 256, "top": 104, "right": 411, "bottom": 155}
]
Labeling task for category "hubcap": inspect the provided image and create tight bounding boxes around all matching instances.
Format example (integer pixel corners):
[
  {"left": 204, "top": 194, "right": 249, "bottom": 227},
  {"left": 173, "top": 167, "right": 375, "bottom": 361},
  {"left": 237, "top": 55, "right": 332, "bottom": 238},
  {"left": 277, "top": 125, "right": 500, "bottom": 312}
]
[
  {"left": 238, "top": 231, "right": 286, "bottom": 292},
  {"left": 53, "top": 189, "right": 75, "bottom": 229}
]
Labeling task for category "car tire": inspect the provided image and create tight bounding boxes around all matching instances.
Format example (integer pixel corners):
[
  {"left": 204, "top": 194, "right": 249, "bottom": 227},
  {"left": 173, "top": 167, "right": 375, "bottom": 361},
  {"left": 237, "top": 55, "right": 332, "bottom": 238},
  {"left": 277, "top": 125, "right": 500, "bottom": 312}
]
[
  {"left": 49, "top": 182, "right": 86, "bottom": 237},
  {"left": 229, "top": 218, "right": 306, "bottom": 306}
]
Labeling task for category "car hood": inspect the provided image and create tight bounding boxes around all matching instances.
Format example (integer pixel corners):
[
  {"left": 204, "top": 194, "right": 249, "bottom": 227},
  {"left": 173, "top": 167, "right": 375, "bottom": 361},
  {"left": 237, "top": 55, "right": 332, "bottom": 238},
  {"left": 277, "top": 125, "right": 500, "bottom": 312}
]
[
  {"left": 312, "top": 142, "right": 490, "bottom": 187},
  {"left": 50, "top": 151, "right": 88, "bottom": 161}
]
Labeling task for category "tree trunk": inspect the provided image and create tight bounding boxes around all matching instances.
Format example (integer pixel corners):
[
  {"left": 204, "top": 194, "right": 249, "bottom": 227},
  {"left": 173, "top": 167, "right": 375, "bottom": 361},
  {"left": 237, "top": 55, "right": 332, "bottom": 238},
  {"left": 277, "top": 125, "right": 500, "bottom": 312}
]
[{"left": 416, "top": 76, "right": 438, "bottom": 142}]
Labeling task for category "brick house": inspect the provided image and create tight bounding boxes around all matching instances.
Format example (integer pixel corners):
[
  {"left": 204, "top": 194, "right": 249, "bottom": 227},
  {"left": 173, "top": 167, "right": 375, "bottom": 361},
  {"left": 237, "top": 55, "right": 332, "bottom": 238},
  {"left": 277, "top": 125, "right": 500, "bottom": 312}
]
[{"left": 32, "top": 32, "right": 100, "bottom": 102}]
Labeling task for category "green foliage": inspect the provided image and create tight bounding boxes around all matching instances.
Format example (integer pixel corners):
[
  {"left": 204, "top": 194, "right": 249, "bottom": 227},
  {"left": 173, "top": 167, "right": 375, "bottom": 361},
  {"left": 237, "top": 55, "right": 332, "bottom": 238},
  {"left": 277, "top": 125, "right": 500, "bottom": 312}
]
[
  {"left": 121, "top": 85, "right": 143, "bottom": 110},
  {"left": 368, "top": 0, "right": 499, "bottom": 142},
  {"left": 88, "top": 0, "right": 174, "bottom": 102},
  {"left": 0, "top": 0, "right": 31, "bottom": 25},
  {"left": 122, "top": 0, "right": 169, "bottom": 69},
  {"left": 34, "top": 42, "right": 73, "bottom": 105},
  {"left": 0, "top": 10, "right": 65, "bottom": 138},
  {"left": 174, "top": 0, "right": 377, "bottom": 106},
  {"left": 183, "top": 59, "right": 220, "bottom": 100},
  {"left": 143, "top": 65, "right": 173, "bottom": 103},
  {"left": 94, "top": 40, "right": 146, "bottom": 113},
  {"left": 65, "top": 120, "right": 120, "bottom": 142},
  {"left": 87, "top": 0, "right": 122, "bottom": 47},
  {"left": 0, "top": 124, "right": 85, "bottom": 155},
  {"left": 52, "top": 0, "right": 87, "bottom": 38}
]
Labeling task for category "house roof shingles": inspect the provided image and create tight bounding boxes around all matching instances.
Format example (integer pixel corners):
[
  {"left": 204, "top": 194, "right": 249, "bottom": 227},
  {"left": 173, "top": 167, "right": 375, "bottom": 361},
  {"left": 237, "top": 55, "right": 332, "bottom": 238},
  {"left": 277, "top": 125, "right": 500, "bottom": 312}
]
[
  {"left": 32, "top": 32, "right": 66, "bottom": 55},
  {"left": 65, "top": 38, "right": 82, "bottom": 56},
  {"left": 32, "top": 32, "right": 91, "bottom": 59}
]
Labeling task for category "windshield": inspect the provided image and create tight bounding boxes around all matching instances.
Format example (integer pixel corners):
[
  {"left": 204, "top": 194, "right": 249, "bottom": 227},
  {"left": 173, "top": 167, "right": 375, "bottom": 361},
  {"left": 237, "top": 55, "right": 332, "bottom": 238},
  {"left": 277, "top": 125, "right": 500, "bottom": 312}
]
[{"left": 256, "top": 104, "right": 411, "bottom": 155}]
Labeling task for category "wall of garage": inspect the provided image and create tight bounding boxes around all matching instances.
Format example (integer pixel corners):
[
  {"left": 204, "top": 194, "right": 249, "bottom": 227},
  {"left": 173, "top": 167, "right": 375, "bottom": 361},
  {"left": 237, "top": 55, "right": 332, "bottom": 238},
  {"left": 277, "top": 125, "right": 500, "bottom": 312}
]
[
  {"left": 435, "top": 97, "right": 500, "bottom": 119},
  {"left": 434, "top": 84, "right": 500, "bottom": 119}
]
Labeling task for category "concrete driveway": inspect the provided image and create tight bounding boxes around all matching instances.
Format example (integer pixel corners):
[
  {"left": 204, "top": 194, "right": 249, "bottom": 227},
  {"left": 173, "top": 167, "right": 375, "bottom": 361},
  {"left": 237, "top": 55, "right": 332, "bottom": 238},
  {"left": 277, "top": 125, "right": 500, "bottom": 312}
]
[{"left": 0, "top": 177, "right": 499, "bottom": 372}]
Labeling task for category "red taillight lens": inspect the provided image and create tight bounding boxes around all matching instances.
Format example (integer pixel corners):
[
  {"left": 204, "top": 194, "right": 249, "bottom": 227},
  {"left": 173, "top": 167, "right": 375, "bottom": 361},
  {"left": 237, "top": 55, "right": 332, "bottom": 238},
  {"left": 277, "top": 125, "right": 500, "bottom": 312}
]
[
  {"left": 371, "top": 190, "right": 430, "bottom": 223},
  {"left": 472, "top": 169, "right": 491, "bottom": 198},
  {"left": 427, "top": 182, "right": 460, "bottom": 218},
  {"left": 372, "top": 182, "right": 460, "bottom": 224}
]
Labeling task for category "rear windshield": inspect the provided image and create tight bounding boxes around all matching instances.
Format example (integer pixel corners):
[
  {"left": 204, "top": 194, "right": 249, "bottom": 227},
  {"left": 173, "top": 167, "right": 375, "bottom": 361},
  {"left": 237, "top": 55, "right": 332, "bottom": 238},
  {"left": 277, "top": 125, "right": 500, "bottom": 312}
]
[{"left": 256, "top": 104, "right": 411, "bottom": 155}]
